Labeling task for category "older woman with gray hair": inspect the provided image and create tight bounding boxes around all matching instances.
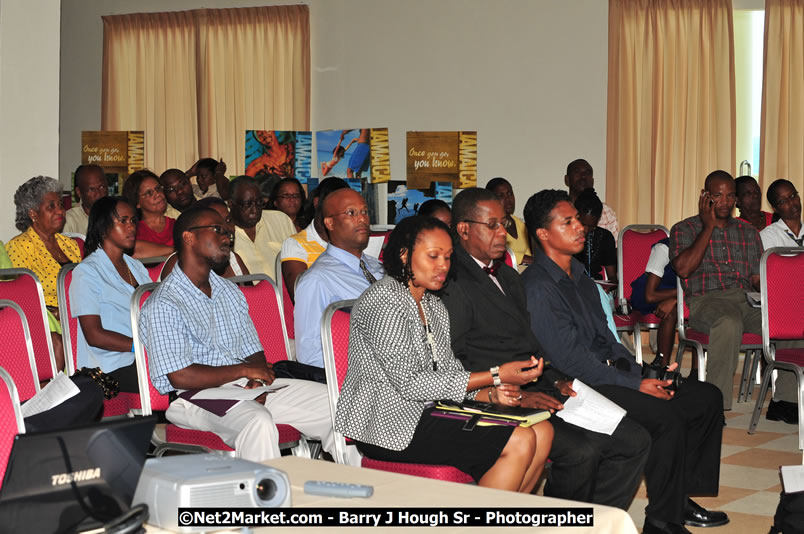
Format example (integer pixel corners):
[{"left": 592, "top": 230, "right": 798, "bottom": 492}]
[{"left": 6, "top": 176, "right": 82, "bottom": 371}]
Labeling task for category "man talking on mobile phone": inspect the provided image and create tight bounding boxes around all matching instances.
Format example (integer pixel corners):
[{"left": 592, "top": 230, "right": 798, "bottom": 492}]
[{"left": 669, "top": 170, "right": 799, "bottom": 420}]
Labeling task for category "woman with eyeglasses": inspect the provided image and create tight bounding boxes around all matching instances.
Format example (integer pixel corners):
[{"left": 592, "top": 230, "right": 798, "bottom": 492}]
[
  {"left": 122, "top": 169, "right": 175, "bottom": 258},
  {"left": 760, "top": 179, "right": 803, "bottom": 249},
  {"left": 7, "top": 176, "right": 83, "bottom": 372},
  {"left": 336, "top": 216, "right": 553, "bottom": 492},
  {"left": 268, "top": 178, "right": 306, "bottom": 232},
  {"left": 70, "top": 196, "right": 151, "bottom": 392}
]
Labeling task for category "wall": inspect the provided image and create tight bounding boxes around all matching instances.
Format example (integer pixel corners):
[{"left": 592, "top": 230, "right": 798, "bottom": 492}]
[
  {"left": 59, "top": 0, "right": 609, "bottom": 218},
  {"left": 0, "top": 0, "right": 61, "bottom": 240}
]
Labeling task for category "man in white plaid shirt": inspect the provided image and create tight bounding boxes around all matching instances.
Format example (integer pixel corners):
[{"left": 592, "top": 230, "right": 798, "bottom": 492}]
[{"left": 140, "top": 205, "right": 345, "bottom": 462}]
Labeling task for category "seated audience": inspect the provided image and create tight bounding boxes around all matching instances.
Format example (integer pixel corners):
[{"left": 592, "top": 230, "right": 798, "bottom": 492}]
[
  {"left": 160, "top": 197, "right": 249, "bottom": 280},
  {"left": 336, "top": 216, "right": 552, "bottom": 491},
  {"left": 139, "top": 206, "right": 345, "bottom": 462},
  {"left": 735, "top": 175, "right": 772, "bottom": 231},
  {"left": 267, "top": 178, "right": 305, "bottom": 232},
  {"left": 122, "top": 170, "right": 175, "bottom": 258},
  {"left": 294, "top": 188, "right": 383, "bottom": 368},
  {"left": 630, "top": 238, "right": 681, "bottom": 369},
  {"left": 228, "top": 175, "right": 296, "bottom": 281},
  {"left": 186, "top": 157, "right": 229, "bottom": 200},
  {"left": 63, "top": 164, "right": 108, "bottom": 235},
  {"left": 7, "top": 176, "right": 82, "bottom": 371},
  {"left": 417, "top": 199, "right": 452, "bottom": 226},
  {"left": 441, "top": 188, "right": 650, "bottom": 511},
  {"left": 71, "top": 196, "right": 151, "bottom": 392},
  {"left": 280, "top": 177, "right": 349, "bottom": 300},
  {"left": 761, "top": 179, "right": 803, "bottom": 249},
  {"left": 160, "top": 169, "right": 196, "bottom": 219},
  {"left": 485, "top": 177, "right": 532, "bottom": 265},
  {"left": 573, "top": 187, "right": 617, "bottom": 281},
  {"left": 565, "top": 158, "right": 619, "bottom": 240},
  {"left": 669, "top": 170, "right": 799, "bottom": 419},
  {"left": 523, "top": 189, "right": 728, "bottom": 534}
]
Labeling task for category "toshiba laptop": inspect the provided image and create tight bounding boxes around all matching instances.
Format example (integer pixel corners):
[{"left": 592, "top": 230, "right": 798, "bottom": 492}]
[{"left": 0, "top": 416, "right": 156, "bottom": 533}]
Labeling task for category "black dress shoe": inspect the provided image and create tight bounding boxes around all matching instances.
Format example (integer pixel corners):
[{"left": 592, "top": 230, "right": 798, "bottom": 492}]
[
  {"left": 684, "top": 499, "right": 729, "bottom": 527},
  {"left": 643, "top": 517, "right": 691, "bottom": 534},
  {"left": 766, "top": 400, "right": 799, "bottom": 424}
]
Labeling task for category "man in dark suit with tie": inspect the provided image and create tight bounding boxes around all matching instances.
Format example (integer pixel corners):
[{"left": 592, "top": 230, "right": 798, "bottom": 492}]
[{"left": 440, "top": 187, "right": 650, "bottom": 511}]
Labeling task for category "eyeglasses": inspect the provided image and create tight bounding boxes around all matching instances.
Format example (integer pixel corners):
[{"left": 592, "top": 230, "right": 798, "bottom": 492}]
[
  {"left": 164, "top": 179, "right": 190, "bottom": 195},
  {"left": 139, "top": 185, "right": 164, "bottom": 198},
  {"left": 114, "top": 215, "right": 138, "bottom": 226},
  {"left": 277, "top": 193, "right": 303, "bottom": 200},
  {"left": 328, "top": 208, "right": 369, "bottom": 219},
  {"left": 186, "top": 225, "right": 234, "bottom": 238},
  {"left": 86, "top": 184, "right": 108, "bottom": 194},
  {"left": 775, "top": 191, "right": 800, "bottom": 207},
  {"left": 464, "top": 218, "right": 509, "bottom": 230}
]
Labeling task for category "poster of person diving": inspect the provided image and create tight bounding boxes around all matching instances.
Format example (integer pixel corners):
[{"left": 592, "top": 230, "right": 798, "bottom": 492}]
[{"left": 316, "top": 128, "right": 390, "bottom": 183}]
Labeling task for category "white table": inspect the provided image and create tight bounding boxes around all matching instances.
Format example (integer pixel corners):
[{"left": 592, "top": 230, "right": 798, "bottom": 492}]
[{"left": 146, "top": 456, "right": 637, "bottom": 533}]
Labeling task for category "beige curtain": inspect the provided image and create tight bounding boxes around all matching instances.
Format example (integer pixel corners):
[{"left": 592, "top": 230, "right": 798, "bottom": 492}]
[
  {"left": 759, "top": 0, "right": 804, "bottom": 197},
  {"left": 102, "top": 6, "right": 310, "bottom": 175},
  {"left": 196, "top": 6, "right": 310, "bottom": 175},
  {"left": 607, "top": 0, "right": 736, "bottom": 230}
]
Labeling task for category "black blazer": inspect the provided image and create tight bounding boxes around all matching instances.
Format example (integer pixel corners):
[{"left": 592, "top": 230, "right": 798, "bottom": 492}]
[{"left": 441, "top": 246, "right": 566, "bottom": 392}]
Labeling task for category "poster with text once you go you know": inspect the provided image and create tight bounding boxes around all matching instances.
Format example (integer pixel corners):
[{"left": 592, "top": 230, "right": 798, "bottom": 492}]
[
  {"left": 244, "top": 130, "right": 312, "bottom": 184},
  {"left": 316, "top": 128, "right": 390, "bottom": 184},
  {"left": 80, "top": 131, "right": 145, "bottom": 196},
  {"left": 406, "top": 131, "right": 476, "bottom": 190}
]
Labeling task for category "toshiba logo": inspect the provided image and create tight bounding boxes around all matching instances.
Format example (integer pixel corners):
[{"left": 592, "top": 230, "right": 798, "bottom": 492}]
[{"left": 51, "top": 468, "right": 101, "bottom": 486}]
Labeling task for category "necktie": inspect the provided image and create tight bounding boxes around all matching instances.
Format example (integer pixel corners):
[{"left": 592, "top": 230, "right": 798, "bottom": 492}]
[
  {"left": 785, "top": 231, "right": 804, "bottom": 247},
  {"left": 360, "top": 259, "right": 377, "bottom": 284},
  {"left": 482, "top": 261, "right": 501, "bottom": 277}
]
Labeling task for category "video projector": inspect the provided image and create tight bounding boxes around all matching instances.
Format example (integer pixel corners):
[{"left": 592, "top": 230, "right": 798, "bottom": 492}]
[{"left": 133, "top": 454, "right": 291, "bottom": 532}]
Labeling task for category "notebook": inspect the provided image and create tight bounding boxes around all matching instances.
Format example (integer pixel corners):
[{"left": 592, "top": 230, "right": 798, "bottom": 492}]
[{"left": 0, "top": 416, "right": 156, "bottom": 533}]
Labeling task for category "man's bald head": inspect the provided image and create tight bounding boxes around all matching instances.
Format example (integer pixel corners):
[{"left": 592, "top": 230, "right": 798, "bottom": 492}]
[{"left": 322, "top": 188, "right": 370, "bottom": 256}]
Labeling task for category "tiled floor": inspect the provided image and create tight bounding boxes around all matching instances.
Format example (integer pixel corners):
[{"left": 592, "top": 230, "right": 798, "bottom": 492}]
[{"left": 624, "top": 352, "right": 801, "bottom": 533}]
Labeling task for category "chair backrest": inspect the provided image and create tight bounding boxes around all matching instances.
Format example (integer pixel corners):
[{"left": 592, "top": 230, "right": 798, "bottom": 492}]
[
  {"left": 0, "top": 269, "right": 56, "bottom": 382},
  {"left": 0, "top": 367, "right": 25, "bottom": 490},
  {"left": 617, "top": 225, "right": 669, "bottom": 308},
  {"left": 230, "top": 274, "right": 292, "bottom": 362},
  {"left": 274, "top": 254, "right": 295, "bottom": 339},
  {"left": 130, "top": 283, "right": 161, "bottom": 416},
  {"left": 320, "top": 299, "right": 355, "bottom": 465},
  {"left": 675, "top": 277, "right": 693, "bottom": 337},
  {"left": 57, "top": 263, "right": 80, "bottom": 375},
  {"left": 0, "top": 301, "right": 38, "bottom": 401},
  {"left": 761, "top": 247, "right": 804, "bottom": 351},
  {"left": 503, "top": 247, "right": 516, "bottom": 269}
]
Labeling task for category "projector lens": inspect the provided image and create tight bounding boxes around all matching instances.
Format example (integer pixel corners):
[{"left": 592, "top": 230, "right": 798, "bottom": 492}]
[{"left": 256, "top": 478, "right": 277, "bottom": 502}]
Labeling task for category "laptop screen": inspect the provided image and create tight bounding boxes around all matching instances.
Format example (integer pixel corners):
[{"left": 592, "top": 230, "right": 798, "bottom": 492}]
[{"left": 0, "top": 416, "right": 156, "bottom": 534}]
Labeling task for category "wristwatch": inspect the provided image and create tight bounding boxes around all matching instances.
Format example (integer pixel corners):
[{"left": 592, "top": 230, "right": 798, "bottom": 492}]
[{"left": 490, "top": 366, "right": 501, "bottom": 387}]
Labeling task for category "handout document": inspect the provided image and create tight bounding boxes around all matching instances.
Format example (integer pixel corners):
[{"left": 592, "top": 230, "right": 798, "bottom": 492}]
[{"left": 555, "top": 379, "right": 627, "bottom": 435}]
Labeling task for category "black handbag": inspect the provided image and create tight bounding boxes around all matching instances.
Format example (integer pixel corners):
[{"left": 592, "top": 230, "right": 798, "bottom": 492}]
[
  {"left": 74, "top": 367, "right": 120, "bottom": 399},
  {"left": 272, "top": 360, "right": 327, "bottom": 384}
]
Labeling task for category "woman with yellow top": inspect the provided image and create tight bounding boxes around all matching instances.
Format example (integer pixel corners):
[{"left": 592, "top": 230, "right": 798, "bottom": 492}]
[
  {"left": 7, "top": 176, "right": 82, "bottom": 371},
  {"left": 486, "top": 177, "right": 532, "bottom": 267}
]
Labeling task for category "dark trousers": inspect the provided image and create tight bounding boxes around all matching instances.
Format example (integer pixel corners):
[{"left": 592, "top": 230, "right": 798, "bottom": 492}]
[
  {"left": 544, "top": 415, "right": 651, "bottom": 510},
  {"left": 597, "top": 379, "right": 724, "bottom": 524},
  {"left": 108, "top": 362, "right": 140, "bottom": 393},
  {"left": 23, "top": 375, "right": 104, "bottom": 433}
]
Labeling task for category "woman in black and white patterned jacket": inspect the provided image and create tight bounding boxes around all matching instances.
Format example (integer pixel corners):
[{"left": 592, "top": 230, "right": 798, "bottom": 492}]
[{"left": 335, "top": 216, "right": 553, "bottom": 492}]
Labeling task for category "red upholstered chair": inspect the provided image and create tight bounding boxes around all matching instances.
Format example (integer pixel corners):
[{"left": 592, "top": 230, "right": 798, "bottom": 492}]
[
  {"left": 674, "top": 279, "right": 762, "bottom": 391},
  {"left": 614, "top": 225, "right": 670, "bottom": 364},
  {"left": 274, "top": 255, "right": 295, "bottom": 340},
  {"left": 0, "top": 301, "right": 39, "bottom": 401},
  {"left": 0, "top": 367, "right": 25, "bottom": 490},
  {"left": 57, "top": 264, "right": 138, "bottom": 417},
  {"left": 130, "top": 282, "right": 305, "bottom": 457},
  {"left": 320, "top": 300, "right": 474, "bottom": 483},
  {"left": 61, "top": 234, "right": 86, "bottom": 257},
  {"left": 749, "top": 247, "right": 804, "bottom": 453},
  {"left": 0, "top": 269, "right": 57, "bottom": 383}
]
